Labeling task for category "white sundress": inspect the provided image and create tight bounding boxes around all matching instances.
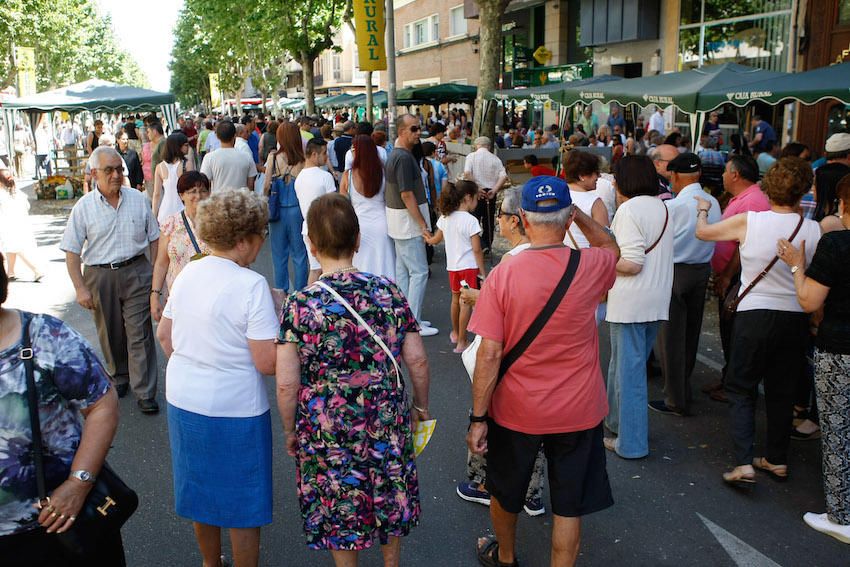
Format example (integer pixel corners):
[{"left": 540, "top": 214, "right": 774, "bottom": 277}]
[{"left": 348, "top": 170, "right": 396, "bottom": 281}]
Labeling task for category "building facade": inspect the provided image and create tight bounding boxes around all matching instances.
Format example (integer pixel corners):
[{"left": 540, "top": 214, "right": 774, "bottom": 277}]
[{"left": 313, "top": 26, "right": 382, "bottom": 95}]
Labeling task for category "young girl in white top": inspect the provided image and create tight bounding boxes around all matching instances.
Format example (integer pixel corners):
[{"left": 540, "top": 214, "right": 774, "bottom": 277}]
[{"left": 424, "top": 180, "right": 487, "bottom": 352}]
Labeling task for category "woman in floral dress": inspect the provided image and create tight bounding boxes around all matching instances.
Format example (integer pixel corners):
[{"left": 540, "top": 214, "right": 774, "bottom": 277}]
[
  {"left": 276, "top": 193, "right": 432, "bottom": 567},
  {"left": 150, "top": 171, "right": 212, "bottom": 321}
]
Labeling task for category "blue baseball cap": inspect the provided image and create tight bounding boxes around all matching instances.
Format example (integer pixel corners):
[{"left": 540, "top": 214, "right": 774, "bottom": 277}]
[{"left": 521, "top": 176, "right": 572, "bottom": 213}]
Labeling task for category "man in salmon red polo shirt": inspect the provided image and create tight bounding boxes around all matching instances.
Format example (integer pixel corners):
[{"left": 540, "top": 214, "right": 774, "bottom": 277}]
[
  {"left": 466, "top": 176, "right": 620, "bottom": 567},
  {"left": 703, "top": 154, "right": 769, "bottom": 401}
]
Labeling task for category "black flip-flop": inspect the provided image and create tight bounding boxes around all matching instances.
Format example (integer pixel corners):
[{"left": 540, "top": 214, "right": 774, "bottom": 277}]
[{"left": 477, "top": 535, "right": 519, "bottom": 567}]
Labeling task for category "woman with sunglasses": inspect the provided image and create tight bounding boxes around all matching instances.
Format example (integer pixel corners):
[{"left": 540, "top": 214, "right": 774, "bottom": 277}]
[{"left": 150, "top": 171, "right": 213, "bottom": 321}]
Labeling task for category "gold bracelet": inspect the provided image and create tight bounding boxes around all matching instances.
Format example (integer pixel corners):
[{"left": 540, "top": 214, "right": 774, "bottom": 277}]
[{"left": 412, "top": 404, "right": 428, "bottom": 413}]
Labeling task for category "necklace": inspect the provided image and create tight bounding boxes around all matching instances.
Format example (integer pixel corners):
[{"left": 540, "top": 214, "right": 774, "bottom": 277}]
[{"left": 319, "top": 266, "right": 358, "bottom": 279}]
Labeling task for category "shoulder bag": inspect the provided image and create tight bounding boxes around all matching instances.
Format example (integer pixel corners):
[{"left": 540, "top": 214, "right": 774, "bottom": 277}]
[
  {"left": 645, "top": 204, "right": 669, "bottom": 254},
  {"left": 314, "top": 280, "right": 402, "bottom": 389},
  {"left": 462, "top": 248, "right": 582, "bottom": 381},
  {"left": 22, "top": 319, "right": 138, "bottom": 557},
  {"left": 723, "top": 214, "right": 805, "bottom": 318},
  {"left": 181, "top": 210, "right": 207, "bottom": 261}
]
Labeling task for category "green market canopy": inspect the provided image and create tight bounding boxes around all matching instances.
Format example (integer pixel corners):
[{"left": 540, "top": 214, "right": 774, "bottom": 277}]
[
  {"left": 348, "top": 90, "right": 388, "bottom": 108},
  {"left": 2, "top": 79, "right": 175, "bottom": 113},
  {"left": 315, "top": 93, "right": 357, "bottom": 109},
  {"left": 490, "top": 75, "right": 623, "bottom": 104},
  {"left": 552, "top": 63, "right": 785, "bottom": 113},
  {"left": 407, "top": 83, "right": 478, "bottom": 105},
  {"left": 699, "top": 62, "right": 850, "bottom": 110}
]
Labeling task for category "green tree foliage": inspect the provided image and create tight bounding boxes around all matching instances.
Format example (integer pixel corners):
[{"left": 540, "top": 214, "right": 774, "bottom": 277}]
[
  {"left": 171, "top": 0, "right": 346, "bottom": 113},
  {"left": 0, "top": 0, "right": 148, "bottom": 92}
]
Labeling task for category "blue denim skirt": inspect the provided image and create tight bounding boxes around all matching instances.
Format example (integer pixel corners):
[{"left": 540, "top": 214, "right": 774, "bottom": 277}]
[{"left": 167, "top": 403, "right": 273, "bottom": 528}]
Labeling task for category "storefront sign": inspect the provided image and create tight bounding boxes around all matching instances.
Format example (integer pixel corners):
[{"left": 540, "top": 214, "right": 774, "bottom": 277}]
[{"left": 354, "top": 0, "right": 387, "bottom": 71}]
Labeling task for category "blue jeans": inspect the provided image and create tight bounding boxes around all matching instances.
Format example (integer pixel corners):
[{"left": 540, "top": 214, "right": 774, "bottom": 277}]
[
  {"left": 606, "top": 321, "right": 660, "bottom": 459},
  {"left": 393, "top": 236, "right": 428, "bottom": 323},
  {"left": 269, "top": 206, "right": 308, "bottom": 291}
]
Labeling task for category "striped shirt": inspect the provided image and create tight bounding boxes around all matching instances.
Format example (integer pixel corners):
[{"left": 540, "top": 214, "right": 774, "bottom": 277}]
[{"left": 60, "top": 186, "right": 159, "bottom": 266}]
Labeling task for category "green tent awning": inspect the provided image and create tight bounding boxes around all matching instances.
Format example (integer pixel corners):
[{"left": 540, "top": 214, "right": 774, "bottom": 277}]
[
  {"left": 489, "top": 75, "right": 623, "bottom": 104},
  {"left": 1, "top": 79, "right": 175, "bottom": 113},
  {"left": 699, "top": 62, "right": 850, "bottom": 110},
  {"left": 315, "top": 93, "right": 357, "bottom": 109},
  {"left": 408, "top": 83, "right": 478, "bottom": 105},
  {"left": 348, "top": 90, "right": 388, "bottom": 108},
  {"left": 553, "top": 63, "right": 786, "bottom": 112}
]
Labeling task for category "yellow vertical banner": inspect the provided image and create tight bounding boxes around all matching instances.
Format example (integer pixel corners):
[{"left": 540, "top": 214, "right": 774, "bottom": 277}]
[
  {"left": 16, "top": 47, "right": 37, "bottom": 96},
  {"left": 209, "top": 73, "right": 221, "bottom": 107},
  {"left": 354, "top": 0, "right": 387, "bottom": 71}
]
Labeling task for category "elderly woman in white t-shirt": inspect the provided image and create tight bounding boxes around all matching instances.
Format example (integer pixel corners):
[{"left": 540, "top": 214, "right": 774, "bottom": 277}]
[
  {"left": 695, "top": 157, "right": 822, "bottom": 486},
  {"left": 157, "top": 189, "right": 277, "bottom": 567},
  {"left": 604, "top": 155, "right": 674, "bottom": 460}
]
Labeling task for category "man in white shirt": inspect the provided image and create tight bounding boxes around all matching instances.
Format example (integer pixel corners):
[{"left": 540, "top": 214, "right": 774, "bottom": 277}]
[
  {"left": 234, "top": 123, "right": 254, "bottom": 162},
  {"left": 463, "top": 136, "right": 508, "bottom": 252},
  {"left": 200, "top": 121, "right": 256, "bottom": 192},
  {"left": 204, "top": 129, "right": 221, "bottom": 153},
  {"left": 649, "top": 107, "right": 665, "bottom": 136},
  {"left": 60, "top": 120, "right": 83, "bottom": 167},
  {"left": 295, "top": 138, "right": 336, "bottom": 283},
  {"left": 652, "top": 153, "right": 720, "bottom": 417}
]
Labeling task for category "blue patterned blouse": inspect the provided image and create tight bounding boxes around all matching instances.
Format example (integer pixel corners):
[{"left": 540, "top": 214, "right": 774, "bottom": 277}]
[{"left": 0, "top": 311, "right": 111, "bottom": 536}]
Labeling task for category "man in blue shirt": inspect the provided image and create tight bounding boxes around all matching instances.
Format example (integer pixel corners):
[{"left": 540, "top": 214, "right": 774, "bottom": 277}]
[
  {"left": 749, "top": 115, "right": 776, "bottom": 154},
  {"left": 651, "top": 153, "right": 720, "bottom": 417},
  {"left": 607, "top": 103, "right": 626, "bottom": 132},
  {"left": 241, "top": 115, "right": 260, "bottom": 165}
]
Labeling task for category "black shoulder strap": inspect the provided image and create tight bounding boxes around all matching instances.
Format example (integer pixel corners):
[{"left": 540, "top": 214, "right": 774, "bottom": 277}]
[
  {"left": 181, "top": 210, "right": 202, "bottom": 255},
  {"left": 497, "top": 248, "right": 581, "bottom": 383},
  {"left": 21, "top": 317, "right": 47, "bottom": 499}
]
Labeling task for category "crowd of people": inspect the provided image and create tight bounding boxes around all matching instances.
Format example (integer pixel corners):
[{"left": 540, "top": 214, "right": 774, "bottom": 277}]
[{"left": 0, "top": 101, "right": 848, "bottom": 567}]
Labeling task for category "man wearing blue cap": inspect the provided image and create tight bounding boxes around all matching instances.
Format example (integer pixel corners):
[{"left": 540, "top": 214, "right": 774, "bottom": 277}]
[{"left": 467, "top": 176, "right": 620, "bottom": 567}]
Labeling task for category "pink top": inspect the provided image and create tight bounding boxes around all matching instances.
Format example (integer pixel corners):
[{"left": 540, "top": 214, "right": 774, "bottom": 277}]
[
  {"left": 711, "top": 184, "right": 771, "bottom": 274},
  {"left": 142, "top": 142, "right": 153, "bottom": 181},
  {"left": 468, "top": 246, "right": 616, "bottom": 434},
  {"left": 161, "top": 212, "right": 211, "bottom": 290}
]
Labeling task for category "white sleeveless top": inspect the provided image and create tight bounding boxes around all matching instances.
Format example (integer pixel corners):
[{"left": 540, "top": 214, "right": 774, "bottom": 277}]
[
  {"left": 738, "top": 210, "right": 821, "bottom": 312},
  {"left": 564, "top": 189, "right": 602, "bottom": 249},
  {"left": 158, "top": 161, "right": 185, "bottom": 224}
]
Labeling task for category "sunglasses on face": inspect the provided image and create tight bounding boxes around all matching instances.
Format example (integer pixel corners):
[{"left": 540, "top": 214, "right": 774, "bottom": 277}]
[
  {"left": 408, "top": 125, "right": 421, "bottom": 132},
  {"left": 96, "top": 166, "right": 122, "bottom": 176}
]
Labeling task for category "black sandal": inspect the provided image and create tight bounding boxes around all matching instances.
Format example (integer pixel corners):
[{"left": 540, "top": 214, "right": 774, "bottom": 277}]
[{"left": 477, "top": 535, "right": 519, "bottom": 567}]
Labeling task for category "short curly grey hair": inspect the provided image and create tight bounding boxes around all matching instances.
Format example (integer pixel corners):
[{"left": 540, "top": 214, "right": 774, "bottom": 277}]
[{"left": 196, "top": 189, "right": 268, "bottom": 250}]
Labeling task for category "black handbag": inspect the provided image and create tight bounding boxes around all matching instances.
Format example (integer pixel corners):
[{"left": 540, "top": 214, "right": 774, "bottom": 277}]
[{"left": 21, "top": 319, "right": 138, "bottom": 557}]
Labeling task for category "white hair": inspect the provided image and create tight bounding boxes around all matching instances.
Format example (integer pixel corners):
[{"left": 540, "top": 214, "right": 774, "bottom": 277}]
[
  {"left": 98, "top": 133, "right": 116, "bottom": 147},
  {"left": 89, "top": 146, "right": 121, "bottom": 169},
  {"left": 523, "top": 204, "right": 574, "bottom": 228}
]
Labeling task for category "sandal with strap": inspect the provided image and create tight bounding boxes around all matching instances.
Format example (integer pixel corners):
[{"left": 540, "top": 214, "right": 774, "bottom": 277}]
[
  {"left": 722, "top": 465, "right": 756, "bottom": 487},
  {"left": 753, "top": 457, "right": 788, "bottom": 482},
  {"left": 477, "top": 535, "right": 519, "bottom": 567}
]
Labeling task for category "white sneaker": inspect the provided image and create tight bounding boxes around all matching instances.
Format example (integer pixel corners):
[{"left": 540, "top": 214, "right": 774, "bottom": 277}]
[
  {"left": 803, "top": 512, "right": 850, "bottom": 544},
  {"left": 420, "top": 320, "right": 431, "bottom": 327},
  {"left": 419, "top": 324, "right": 439, "bottom": 337}
]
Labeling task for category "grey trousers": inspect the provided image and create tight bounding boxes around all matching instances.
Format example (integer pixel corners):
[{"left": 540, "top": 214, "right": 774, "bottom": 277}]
[
  {"left": 814, "top": 349, "right": 850, "bottom": 525},
  {"left": 84, "top": 258, "right": 158, "bottom": 400},
  {"left": 656, "top": 262, "right": 711, "bottom": 412}
]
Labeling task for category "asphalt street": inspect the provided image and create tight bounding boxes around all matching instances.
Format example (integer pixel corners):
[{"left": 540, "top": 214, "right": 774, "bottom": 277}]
[{"left": 5, "top": 182, "right": 846, "bottom": 566}]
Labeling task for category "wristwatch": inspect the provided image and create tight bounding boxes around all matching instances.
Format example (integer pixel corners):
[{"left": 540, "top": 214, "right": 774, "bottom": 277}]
[
  {"left": 468, "top": 411, "right": 488, "bottom": 423},
  {"left": 791, "top": 265, "right": 800, "bottom": 274},
  {"left": 70, "top": 469, "right": 97, "bottom": 484}
]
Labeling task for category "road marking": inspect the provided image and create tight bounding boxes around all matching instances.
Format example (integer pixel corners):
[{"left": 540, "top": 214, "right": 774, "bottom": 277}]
[
  {"left": 697, "top": 513, "right": 782, "bottom": 567},
  {"left": 697, "top": 353, "right": 724, "bottom": 372}
]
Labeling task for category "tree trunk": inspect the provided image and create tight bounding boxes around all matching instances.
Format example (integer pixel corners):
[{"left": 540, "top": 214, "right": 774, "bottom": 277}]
[
  {"left": 365, "top": 71, "right": 374, "bottom": 123},
  {"left": 301, "top": 53, "right": 316, "bottom": 116},
  {"left": 472, "top": 0, "right": 505, "bottom": 140}
]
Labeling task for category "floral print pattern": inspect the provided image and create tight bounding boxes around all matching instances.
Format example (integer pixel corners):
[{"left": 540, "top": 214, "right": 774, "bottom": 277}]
[
  {"left": 279, "top": 271, "right": 421, "bottom": 550},
  {"left": 161, "top": 211, "right": 211, "bottom": 290},
  {"left": 0, "top": 311, "right": 111, "bottom": 536}
]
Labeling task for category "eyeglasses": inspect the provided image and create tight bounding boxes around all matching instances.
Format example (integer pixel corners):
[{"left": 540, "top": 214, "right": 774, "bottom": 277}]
[
  {"left": 96, "top": 165, "right": 122, "bottom": 176},
  {"left": 408, "top": 125, "right": 421, "bottom": 132},
  {"left": 184, "top": 187, "right": 211, "bottom": 196},
  {"left": 496, "top": 210, "right": 519, "bottom": 219}
]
